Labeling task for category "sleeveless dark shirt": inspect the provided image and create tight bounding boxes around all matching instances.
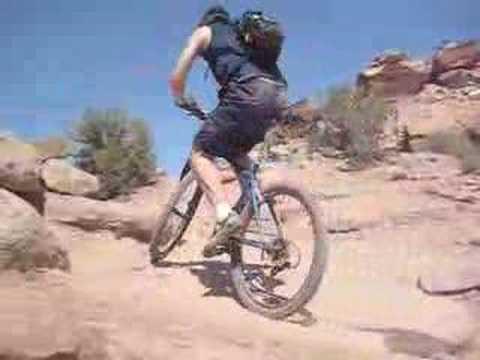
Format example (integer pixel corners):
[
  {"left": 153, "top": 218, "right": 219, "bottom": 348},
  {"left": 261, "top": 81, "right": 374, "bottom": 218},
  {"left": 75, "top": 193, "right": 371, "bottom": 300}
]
[{"left": 201, "top": 22, "right": 286, "bottom": 87}]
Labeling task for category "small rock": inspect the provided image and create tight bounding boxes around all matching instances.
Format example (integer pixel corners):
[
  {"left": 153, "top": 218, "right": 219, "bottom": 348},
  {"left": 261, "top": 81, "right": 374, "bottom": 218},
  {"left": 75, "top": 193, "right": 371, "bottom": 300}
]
[
  {"left": 465, "top": 117, "right": 480, "bottom": 144},
  {"left": 468, "top": 88, "right": 480, "bottom": 101},
  {"left": 468, "top": 239, "right": 480, "bottom": 247},
  {"left": 419, "top": 84, "right": 451, "bottom": 103},
  {"left": 387, "top": 166, "right": 409, "bottom": 181},
  {"left": 270, "top": 144, "right": 291, "bottom": 159},
  {"left": 336, "top": 161, "right": 363, "bottom": 172}
]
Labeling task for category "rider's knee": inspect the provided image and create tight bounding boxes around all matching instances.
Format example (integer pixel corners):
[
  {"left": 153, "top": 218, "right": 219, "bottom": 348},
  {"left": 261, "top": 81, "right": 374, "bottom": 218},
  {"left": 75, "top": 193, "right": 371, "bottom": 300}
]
[{"left": 191, "top": 146, "right": 215, "bottom": 162}]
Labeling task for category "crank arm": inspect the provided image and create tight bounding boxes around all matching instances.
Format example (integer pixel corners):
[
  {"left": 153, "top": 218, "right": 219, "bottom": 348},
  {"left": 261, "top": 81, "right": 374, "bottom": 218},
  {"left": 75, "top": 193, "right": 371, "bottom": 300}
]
[{"left": 236, "top": 237, "right": 284, "bottom": 252}]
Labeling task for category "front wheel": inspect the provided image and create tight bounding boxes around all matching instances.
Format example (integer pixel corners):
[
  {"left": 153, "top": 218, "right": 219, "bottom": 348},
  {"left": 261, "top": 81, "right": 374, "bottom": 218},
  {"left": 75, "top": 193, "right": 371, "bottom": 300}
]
[
  {"left": 149, "top": 172, "right": 202, "bottom": 264},
  {"left": 230, "top": 177, "right": 328, "bottom": 319}
]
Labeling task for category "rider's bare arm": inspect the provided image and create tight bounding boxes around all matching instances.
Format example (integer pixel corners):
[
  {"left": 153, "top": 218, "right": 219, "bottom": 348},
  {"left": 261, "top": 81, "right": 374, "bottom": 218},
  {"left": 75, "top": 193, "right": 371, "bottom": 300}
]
[{"left": 169, "top": 26, "right": 212, "bottom": 99}]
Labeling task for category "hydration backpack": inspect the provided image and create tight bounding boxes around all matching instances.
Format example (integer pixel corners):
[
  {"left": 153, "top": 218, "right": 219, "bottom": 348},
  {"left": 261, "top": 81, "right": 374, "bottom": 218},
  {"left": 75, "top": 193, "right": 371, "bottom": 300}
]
[{"left": 236, "top": 10, "right": 284, "bottom": 68}]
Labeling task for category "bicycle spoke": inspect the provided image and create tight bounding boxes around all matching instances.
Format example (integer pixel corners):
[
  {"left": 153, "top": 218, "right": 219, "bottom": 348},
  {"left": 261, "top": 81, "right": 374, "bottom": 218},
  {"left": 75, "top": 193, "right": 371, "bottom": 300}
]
[
  {"left": 150, "top": 174, "right": 203, "bottom": 263},
  {"left": 250, "top": 284, "right": 289, "bottom": 303},
  {"left": 171, "top": 207, "right": 189, "bottom": 220},
  {"left": 238, "top": 238, "right": 281, "bottom": 251},
  {"left": 247, "top": 273, "right": 289, "bottom": 305}
]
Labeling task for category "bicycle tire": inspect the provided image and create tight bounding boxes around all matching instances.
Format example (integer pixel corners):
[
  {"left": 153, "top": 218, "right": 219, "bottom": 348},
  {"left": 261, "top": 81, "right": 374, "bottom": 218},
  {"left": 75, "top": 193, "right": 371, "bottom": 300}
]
[
  {"left": 149, "top": 172, "right": 202, "bottom": 264},
  {"left": 230, "top": 176, "right": 328, "bottom": 319}
]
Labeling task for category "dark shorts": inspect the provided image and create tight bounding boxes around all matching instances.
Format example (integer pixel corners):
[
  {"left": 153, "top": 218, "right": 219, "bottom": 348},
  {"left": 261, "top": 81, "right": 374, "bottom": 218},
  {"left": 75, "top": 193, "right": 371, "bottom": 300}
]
[{"left": 193, "top": 77, "right": 288, "bottom": 163}]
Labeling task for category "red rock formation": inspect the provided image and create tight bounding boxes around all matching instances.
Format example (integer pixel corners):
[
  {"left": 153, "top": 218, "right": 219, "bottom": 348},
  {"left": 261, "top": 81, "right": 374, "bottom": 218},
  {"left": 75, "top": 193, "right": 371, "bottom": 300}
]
[
  {"left": 432, "top": 40, "right": 480, "bottom": 75},
  {"left": 357, "top": 51, "right": 431, "bottom": 97}
]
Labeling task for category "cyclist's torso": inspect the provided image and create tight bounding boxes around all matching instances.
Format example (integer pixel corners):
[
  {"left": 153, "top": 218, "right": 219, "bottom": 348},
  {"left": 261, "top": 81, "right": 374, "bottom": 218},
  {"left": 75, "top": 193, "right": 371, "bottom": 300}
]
[{"left": 201, "top": 22, "right": 286, "bottom": 87}]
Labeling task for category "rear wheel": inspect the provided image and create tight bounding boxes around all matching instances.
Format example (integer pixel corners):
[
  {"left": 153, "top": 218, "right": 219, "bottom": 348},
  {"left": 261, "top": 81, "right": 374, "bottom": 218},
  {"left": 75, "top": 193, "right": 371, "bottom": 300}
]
[
  {"left": 149, "top": 172, "right": 202, "bottom": 264},
  {"left": 230, "top": 178, "right": 328, "bottom": 319}
]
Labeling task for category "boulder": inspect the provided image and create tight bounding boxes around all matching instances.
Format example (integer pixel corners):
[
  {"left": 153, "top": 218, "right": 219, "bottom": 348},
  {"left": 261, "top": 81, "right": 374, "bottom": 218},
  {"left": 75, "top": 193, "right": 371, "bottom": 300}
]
[
  {"left": 0, "top": 189, "right": 70, "bottom": 271},
  {"left": 0, "top": 136, "right": 43, "bottom": 193},
  {"left": 41, "top": 159, "right": 100, "bottom": 196},
  {"left": 432, "top": 40, "right": 480, "bottom": 75},
  {"left": 358, "top": 51, "right": 431, "bottom": 97},
  {"left": 46, "top": 193, "right": 156, "bottom": 242},
  {"left": 435, "top": 68, "right": 480, "bottom": 89}
]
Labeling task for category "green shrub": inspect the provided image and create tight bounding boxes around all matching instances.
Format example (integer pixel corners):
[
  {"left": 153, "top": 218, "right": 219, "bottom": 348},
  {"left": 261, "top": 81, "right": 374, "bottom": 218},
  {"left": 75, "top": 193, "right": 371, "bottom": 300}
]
[
  {"left": 257, "top": 126, "right": 288, "bottom": 161},
  {"left": 427, "top": 130, "right": 480, "bottom": 173},
  {"left": 71, "top": 108, "right": 156, "bottom": 199},
  {"left": 308, "top": 86, "right": 390, "bottom": 165}
]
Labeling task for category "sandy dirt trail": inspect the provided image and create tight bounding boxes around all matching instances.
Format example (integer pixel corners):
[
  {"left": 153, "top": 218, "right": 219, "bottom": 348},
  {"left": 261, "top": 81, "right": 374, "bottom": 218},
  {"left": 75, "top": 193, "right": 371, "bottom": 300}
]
[{"left": 1, "top": 162, "right": 479, "bottom": 360}]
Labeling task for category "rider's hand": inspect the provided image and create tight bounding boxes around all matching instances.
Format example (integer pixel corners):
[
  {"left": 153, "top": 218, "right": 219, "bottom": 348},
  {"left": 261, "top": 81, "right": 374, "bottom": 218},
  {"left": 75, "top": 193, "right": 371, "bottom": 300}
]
[
  {"left": 174, "top": 95, "right": 197, "bottom": 111},
  {"left": 174, "top": 95, "right": 208, "bottom": 121}
]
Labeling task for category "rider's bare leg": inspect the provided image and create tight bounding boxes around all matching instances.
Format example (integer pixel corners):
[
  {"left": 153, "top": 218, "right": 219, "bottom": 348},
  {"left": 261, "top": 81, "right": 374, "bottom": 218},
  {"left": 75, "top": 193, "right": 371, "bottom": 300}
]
[
  {"left": 191, "top": 149, "right": 251, "bottom": 257},
  {"left": 190, "top": 148, "right": 231, "bottom": 222}
]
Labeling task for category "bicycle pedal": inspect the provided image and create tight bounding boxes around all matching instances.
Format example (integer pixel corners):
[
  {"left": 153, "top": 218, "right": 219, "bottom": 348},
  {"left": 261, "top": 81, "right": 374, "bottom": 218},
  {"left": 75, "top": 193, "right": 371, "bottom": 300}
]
[
  {"left": 202, "top": 244, "right": 228, "bottom": 258},
  {"left": 214, "top": 246, "right": 228, "bottom": 255}
]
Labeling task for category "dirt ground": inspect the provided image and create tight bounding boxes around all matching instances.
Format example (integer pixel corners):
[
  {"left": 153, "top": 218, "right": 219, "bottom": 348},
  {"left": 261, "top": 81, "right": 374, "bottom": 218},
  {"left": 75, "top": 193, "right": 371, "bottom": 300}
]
[{"left": 1, "top": 153, "right": 479, "bottom": 360}]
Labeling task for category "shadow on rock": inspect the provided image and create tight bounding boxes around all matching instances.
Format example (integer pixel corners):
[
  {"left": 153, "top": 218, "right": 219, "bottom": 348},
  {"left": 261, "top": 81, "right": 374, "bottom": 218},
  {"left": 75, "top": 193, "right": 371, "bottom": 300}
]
[
  {"left": 154, "top": 259, "right": 318, "bottom": 326},
  {"left": 155, "top": 260, "right": 234, "bottom": 298},
  {"left": 357, "top": 327, "right": 461, "bottom": 359}
]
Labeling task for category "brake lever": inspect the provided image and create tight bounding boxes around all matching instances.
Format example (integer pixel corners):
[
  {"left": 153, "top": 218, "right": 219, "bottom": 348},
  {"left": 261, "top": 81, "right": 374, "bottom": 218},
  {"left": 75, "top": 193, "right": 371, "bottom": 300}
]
[{"left": 185, "top": 107, "right": 208, "bottom": 122}]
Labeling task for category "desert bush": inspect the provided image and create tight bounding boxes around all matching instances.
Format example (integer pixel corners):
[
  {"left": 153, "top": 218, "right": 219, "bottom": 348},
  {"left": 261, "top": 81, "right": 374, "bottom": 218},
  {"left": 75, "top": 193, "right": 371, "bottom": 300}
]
[
  {"left": 308, "top": 86, "right": 390, "bottom": 165},
  {"left": 427, "top": 130, "right": 480, "bottom": 173},
  {"left": 256, "top": 126, "right": 288, "bottom": 161},
  {"left": 71, "top": 108, "right": 156, "bottom": 199}
]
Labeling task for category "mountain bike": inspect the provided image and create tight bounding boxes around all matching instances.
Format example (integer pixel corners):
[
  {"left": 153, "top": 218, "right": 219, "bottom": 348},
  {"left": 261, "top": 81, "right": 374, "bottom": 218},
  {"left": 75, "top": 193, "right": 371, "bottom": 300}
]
[{"left": 149, "top": 100, "right": 328, "bottom": 319}]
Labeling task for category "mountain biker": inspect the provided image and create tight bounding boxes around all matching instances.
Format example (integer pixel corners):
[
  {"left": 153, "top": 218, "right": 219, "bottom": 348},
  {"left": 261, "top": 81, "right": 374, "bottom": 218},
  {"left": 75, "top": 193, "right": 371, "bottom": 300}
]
[{"left": 169, "top": 6, "right": 287, "bottom": 258}]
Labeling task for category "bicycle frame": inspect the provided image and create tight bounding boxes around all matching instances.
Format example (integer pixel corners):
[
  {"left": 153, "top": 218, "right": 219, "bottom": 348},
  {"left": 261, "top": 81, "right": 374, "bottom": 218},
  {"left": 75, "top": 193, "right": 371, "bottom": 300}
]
[
  {"left": 179, "top": 156, "right": 284, "bottom": 253},
  {"left": 178, "top": 158, "right": 261, "bottom": 215}
]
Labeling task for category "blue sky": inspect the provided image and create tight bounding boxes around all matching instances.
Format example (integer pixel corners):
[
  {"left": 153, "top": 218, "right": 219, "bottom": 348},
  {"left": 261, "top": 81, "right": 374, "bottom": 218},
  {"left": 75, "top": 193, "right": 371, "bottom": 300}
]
[{"left": 1, "top": 0, "right": 479, "bottom": 175}]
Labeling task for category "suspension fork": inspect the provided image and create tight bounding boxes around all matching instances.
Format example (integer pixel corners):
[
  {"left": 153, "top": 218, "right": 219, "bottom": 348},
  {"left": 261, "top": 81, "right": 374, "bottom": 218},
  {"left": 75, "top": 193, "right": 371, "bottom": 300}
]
[
  {"left": 237, "top": 163, "right": 280, "bottom": 260},
  {"left": 236, "top": 165, "right": 292, "bottom": 276},
  {"left": 237, "top": 162, "right": 262, "bottom": 215}
]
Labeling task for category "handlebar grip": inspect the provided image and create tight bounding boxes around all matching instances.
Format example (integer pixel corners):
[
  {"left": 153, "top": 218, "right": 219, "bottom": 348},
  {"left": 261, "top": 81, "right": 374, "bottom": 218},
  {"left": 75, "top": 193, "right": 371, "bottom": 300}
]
[{"left": 175, "top": 96, "right": 208, "bottom": 121}]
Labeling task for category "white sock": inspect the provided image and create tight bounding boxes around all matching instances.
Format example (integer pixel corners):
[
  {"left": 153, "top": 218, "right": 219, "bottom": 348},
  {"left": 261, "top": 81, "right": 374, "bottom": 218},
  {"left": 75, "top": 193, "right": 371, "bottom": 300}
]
[{"left": 216, "top": 203, "right": 232, "bottom": 223}]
